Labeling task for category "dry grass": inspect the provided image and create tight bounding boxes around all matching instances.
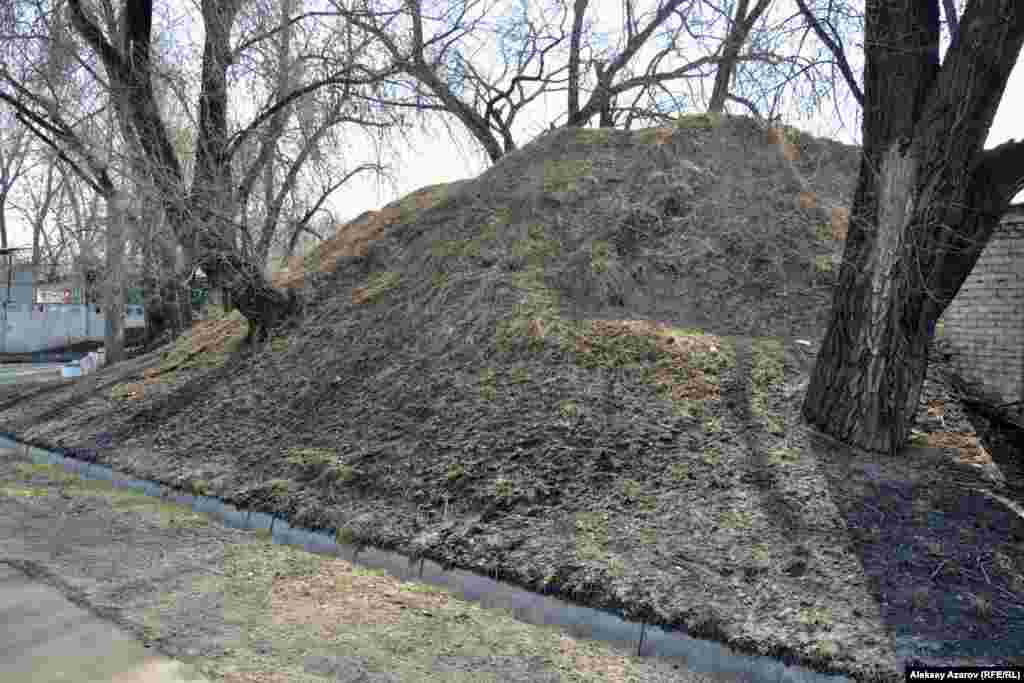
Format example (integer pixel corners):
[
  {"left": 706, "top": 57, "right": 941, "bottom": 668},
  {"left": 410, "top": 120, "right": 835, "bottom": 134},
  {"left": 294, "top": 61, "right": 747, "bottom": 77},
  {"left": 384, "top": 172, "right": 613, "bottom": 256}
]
[
  {"left": 926, "top": 431, "right": 994, "bottom": 465},
  {"left": 272, "top": 184, "right": 451, "bottom": 290},
  {"left": 570, "top": 319, "right": 731, "bottom": 402},
  {"left": 270, "top": 559, "right": 451, "bottom": 636}
]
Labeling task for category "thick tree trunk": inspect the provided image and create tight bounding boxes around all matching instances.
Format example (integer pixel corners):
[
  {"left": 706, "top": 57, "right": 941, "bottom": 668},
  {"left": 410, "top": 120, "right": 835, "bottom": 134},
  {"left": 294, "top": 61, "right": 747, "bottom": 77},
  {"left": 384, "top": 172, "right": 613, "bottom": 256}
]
[
  {"left": 63, "top": 0, "right": 298, "bottom": 353},
  {"left": 802, "top": 144, "right": 1012, "bottom": 454},
  {"left": 103, "top": 193, "right": 128, "bottom": 364},
  {"left": 800, "top": 0, "right": 1024, "bottom": 455},
  {"left": 199, "top": 249, "right": 299, "bottom": 345}
]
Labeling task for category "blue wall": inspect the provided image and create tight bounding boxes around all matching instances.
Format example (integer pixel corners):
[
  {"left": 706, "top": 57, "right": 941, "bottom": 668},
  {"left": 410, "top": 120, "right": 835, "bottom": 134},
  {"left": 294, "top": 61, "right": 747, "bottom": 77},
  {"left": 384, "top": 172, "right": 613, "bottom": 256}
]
[
  {"left": 1, "top": 303, "right": 146, "bottom": 353},
  {"left": 3, "top": 269, "right": 34, "bottom": 305}
]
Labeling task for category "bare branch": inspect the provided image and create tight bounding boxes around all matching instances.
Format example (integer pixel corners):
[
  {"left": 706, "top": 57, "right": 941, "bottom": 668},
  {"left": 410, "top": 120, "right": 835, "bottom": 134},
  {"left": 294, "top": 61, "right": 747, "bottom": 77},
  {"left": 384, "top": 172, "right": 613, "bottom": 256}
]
[{"left": 792, "top": 0, "right": 864, "bottom": 106}]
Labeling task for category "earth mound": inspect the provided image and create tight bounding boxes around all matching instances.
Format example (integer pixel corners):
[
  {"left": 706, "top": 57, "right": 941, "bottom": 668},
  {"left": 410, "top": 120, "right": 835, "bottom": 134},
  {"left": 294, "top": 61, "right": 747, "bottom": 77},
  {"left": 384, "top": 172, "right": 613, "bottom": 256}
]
[{"left": 5, "top": 114, "right": 1024, "bottom": 681}]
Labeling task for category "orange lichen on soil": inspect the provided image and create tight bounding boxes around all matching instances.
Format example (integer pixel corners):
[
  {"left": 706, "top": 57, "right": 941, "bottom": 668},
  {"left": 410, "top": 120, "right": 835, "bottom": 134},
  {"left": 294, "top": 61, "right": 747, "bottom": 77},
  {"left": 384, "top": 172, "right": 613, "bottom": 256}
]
[
  {"left": 831, "top": 207, "right": 850, "bottom": 240},
  {"left": 798, "top": 191, "right": 817, "bottom": 211}
]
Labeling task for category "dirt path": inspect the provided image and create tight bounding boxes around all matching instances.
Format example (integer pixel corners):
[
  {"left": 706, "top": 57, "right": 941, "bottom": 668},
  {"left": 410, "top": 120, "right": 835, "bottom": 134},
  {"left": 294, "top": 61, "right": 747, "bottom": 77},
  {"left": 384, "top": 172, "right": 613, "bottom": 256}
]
[{"left": 0, "top": 447, "right": 728, "bottom": 683}]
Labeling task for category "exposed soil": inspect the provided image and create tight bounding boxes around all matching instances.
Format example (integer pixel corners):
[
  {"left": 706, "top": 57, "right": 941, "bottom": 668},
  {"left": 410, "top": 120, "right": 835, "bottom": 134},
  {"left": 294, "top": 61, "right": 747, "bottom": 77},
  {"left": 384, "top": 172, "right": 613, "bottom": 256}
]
[{"left": 2, "top": 115, "right": 1024, "bottom": 682}]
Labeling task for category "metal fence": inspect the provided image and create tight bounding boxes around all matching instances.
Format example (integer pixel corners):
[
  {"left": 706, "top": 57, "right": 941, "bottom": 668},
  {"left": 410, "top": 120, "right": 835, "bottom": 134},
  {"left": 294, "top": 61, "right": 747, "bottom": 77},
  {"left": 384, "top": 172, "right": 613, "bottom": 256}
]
[{"left": 0, "top": 303, "right": 146, "bottom": 353}]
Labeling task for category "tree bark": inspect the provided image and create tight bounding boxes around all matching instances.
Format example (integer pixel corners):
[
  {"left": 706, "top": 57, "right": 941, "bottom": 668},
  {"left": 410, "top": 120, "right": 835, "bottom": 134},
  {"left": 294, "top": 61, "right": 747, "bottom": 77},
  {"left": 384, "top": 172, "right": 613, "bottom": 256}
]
[
  {"left": 567, "top": 0, "right": 590, "bottom": 123},
  {"left": 104, "top": 193, "right": 128, "bottom": 364},
  {"left": 802, "top": 0, "right": 1024, "bottom": 455},
  {"left": 708, "top": 0, "right": 775, "bottom": 115}
]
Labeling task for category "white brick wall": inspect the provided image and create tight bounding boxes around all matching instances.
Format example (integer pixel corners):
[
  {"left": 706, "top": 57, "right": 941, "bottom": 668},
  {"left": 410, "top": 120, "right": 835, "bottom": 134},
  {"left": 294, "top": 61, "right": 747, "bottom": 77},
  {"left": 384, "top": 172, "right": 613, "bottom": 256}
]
[{"left": 939, "top": 205, "right": 1024, "bottom": 410}]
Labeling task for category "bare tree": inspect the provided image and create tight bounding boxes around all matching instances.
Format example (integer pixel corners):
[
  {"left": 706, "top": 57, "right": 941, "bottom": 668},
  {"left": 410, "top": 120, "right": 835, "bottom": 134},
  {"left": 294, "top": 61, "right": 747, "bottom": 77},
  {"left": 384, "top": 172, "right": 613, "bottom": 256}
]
[
  {"left": 0, "top": 116, "right": 34, "bottom": 249},
  {"left": 799, "top": 0, "right": 1024, "bottom": 454},
  {"left": 706, "top": 0, "right": 775, "bottom": 113},
  {"left": 233, "top": 0, "right": 392, "bottom": 268},
  {"left": 1, "top": 0, "right": 398, "bottom": 354}
]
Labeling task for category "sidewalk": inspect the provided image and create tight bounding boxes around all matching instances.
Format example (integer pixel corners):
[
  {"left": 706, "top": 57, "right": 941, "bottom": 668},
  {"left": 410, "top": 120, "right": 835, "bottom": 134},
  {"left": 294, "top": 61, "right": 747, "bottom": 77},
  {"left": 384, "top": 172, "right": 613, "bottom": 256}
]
[{"left": 0, "top": 563, "right": 208, "bottom": 682}]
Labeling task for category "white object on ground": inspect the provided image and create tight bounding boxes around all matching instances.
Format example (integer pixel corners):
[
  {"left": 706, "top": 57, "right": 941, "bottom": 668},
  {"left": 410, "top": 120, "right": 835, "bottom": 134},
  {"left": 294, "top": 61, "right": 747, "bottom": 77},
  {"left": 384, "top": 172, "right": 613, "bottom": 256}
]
[
  {"left": 80, "top": 352, "right": 97, "bottom": 374},
  {"left": 796, "top": 339, "right": 812, "bottom": 346}
]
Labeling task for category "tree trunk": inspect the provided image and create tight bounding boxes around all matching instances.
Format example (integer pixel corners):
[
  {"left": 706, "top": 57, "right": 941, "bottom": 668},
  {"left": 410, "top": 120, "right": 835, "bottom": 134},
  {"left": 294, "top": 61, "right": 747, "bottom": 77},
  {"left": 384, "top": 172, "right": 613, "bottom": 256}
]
[
  {"left": 801, "top": 0, "right": 1024, "bottom": 455},
  {"left": 708, "top": 0, "right": 773, "bottom": 115},
  {"left": 104, "top": 193, "right": 128, "bottom": 364},
  {"left": 567, "top": 0, "right": 589, "bottom": 122}
]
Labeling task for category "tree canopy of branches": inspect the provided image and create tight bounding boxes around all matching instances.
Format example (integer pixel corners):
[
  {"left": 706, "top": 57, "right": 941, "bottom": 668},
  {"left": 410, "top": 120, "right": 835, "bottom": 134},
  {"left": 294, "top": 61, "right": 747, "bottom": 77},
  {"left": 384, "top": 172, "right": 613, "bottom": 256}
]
[{"left": 329, "top": 0, "right": 861, "bottom": 163}]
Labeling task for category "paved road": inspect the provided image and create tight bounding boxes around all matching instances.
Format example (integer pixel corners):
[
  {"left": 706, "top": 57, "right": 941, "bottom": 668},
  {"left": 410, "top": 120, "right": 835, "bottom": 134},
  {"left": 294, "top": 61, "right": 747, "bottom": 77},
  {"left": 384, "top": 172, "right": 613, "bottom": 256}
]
[{"left": 0, "top": 562, "right": 209, "bottom": 682}]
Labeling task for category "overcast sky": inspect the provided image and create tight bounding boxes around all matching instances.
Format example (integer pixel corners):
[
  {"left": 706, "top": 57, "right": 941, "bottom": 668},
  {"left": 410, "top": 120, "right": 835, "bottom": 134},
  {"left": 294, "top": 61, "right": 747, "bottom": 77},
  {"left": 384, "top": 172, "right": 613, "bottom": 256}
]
[{"left": 5, "top": 0, "right": 1024, "bottom": 250}]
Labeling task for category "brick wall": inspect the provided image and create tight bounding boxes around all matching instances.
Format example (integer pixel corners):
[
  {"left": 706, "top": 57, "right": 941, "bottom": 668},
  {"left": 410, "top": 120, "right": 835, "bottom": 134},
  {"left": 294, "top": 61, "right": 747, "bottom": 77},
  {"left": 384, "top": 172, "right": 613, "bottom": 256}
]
[{"left": 938, "top": 203, "right": 1024, "bottom": 415}]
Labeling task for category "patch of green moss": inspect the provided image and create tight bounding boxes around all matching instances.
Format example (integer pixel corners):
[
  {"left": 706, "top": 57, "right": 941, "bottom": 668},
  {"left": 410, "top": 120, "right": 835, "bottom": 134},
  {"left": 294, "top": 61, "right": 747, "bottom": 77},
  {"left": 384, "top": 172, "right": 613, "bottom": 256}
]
[
  {"left": 431, "top": 238, "right": 483, "bottom": 260},
  {"left": 572, "top": 323, "right": 661, "bottom": 370},
  {"left": 14, "top": 462, "right": 77, "bottom": 484},
  {"left": 576, "top": 128, "right": 611, "bottom": 145},
  {"left": 446, "top": 463, "right": 466, "bottom": 482},
  {"left": 511, "top": 224, "right": 561, "bottom": 266},
  {"left": 621, "top": 479, "right": 657, "bottom": 511},
  {"left": 638, "top": 528, "right": 658, "bottom": 545},
  {"left": 286, "top": 447, "right": 336, "bottom": 469},
  {"left": 780, "top": 124, "right": 803, "bottom": 146},
  {"left": 110, "top": 383, "right": 136, "bottom": 400},
  {"left": 704, "top": 417, "right": 722, "bottom": 435},
  {"left": 265, "top": 478, "right": 292, "bottom": 499},
  {"left": 496, "top": 265, "right": 574, "bottom": 354},
  {"left": 493, "top": 477, "right": 515, "bottom": 501},
  {"left": 669, "top": 462, "right": 692, "bottom": 482},
  {"left": 753, "top": 337, "right": 782, "bottom": 428},
  {"left": 701, "top": 445, "right": 722, "bottom": 466},
  {"left": 637, "top": 128, "right": 668, "bottom": 144},
  {"left": 751, "top": 338, "right": 784, "bottom": 421},
  {"left": 270, "top": 336, "right": 289, "bottom": 352},
  {"left": 767, "top": 446, "right": 801, "bottom": 466},
  {"left": 356, "top": 271, "right": 401, "bottom": 303},
  {"left": 720, "top": 509, "right": 754, "bottom": 531},
  {"left": 543, "top": 159, "right": 593, "bottom": 194},
  {"left": 302, "top": 245, "right": 322, "bottom": 272},
  {"left": 815, "top": 254, "right": 834, "bottom": 273},
  {"left": 591, "top": 241, "right": 611, "bottom": 274},
  {"left": 559, "top": 400, "right": 579, "bottom": 418},
  {"left": 509, "top": 367, "right": 530, "bottom": 384},
  {"left": 575, "top": 511, "right": 609, "bottom": 561},
  {"left": 480, "top": 368, "right": 498, "bottom": 401},
  {"left": 336, "top": 527, "right": 357, "bottom": 545},
  {"left": 472, "top": 206, "right": 512, "bottom": 244},
  {"left": 0, "top": 485, "right": 49, "bottom": 498},
  {"left": 395, "top": 184, "right": 449, "bottom": 222},
  {"left": 674, "top": 399, "right": 705, "bottom": 419},
  {"left": 675, "top": 112, "right": 721, "bottom": 130}
]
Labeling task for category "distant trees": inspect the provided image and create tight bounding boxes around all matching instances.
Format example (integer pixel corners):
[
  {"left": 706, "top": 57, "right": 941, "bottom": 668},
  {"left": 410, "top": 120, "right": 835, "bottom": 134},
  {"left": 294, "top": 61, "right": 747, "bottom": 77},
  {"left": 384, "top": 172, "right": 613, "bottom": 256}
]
[
  {"left": 0, "top": 0, "right": 404, "bottom": 358},
  {"left": 800, "top": 0, "right": 1024, "bottom": 454},
  {"left": 329, "top": 0, "right": 860, "bottom": 162}
]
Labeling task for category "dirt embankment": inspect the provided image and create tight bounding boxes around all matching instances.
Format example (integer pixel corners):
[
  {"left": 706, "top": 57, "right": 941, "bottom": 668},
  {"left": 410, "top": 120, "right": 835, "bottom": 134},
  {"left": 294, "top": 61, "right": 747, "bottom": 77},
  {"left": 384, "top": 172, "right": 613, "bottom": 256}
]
[{"left": 2, "top": 114, "right": 1023, "bottom": 681}]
